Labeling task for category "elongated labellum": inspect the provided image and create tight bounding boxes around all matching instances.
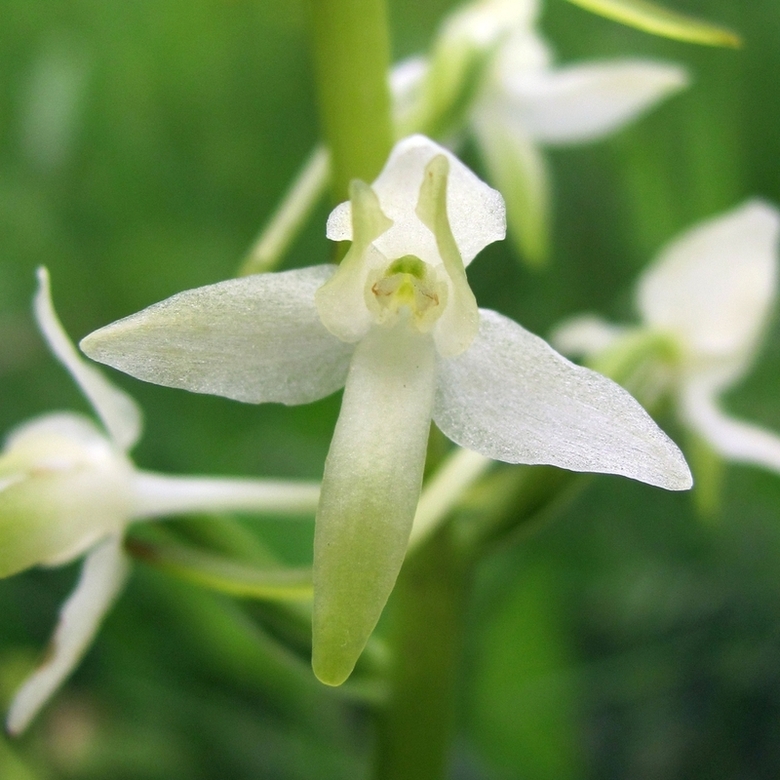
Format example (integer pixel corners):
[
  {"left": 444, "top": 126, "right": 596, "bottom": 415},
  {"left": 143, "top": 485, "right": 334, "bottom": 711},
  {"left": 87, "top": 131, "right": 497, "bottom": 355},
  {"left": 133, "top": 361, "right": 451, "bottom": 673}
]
[{"left": 312, "top": 324, "right": 437, "bottom": 685}]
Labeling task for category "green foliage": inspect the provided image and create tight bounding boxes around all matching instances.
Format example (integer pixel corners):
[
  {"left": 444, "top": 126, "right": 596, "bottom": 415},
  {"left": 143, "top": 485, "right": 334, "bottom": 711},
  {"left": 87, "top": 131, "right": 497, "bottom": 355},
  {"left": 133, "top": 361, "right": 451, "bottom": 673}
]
[
  {"left": 561, "top": 0, "right": 740, "bottom": 47},
  {"left": 2, "top": 0, "right": 780, "bottom": 778}
]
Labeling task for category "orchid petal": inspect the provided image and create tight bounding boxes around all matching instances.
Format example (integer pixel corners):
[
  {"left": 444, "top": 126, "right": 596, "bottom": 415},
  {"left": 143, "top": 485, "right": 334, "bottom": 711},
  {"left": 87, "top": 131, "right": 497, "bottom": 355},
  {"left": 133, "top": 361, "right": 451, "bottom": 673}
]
[
  {"left": 328, "top": 135, "right": 505, "bottom": 266},
  {"left": 447, "top": 0, "right": 540, "bottom": 41},
  {"left": 433, "top": 309, "right": 692, "bottom": 490},
  {"left": 637, "top": 200, "right": 780, "bottom": 377},
  {"left": 35, "top": 268, "right": 142, "bottom": 451},
  {"left": 499, "top": 60, "right": 688, "bottom": 145},
  {"left": 416, "top": 155, "right": 480, "bottom": 357},
  {"left": 472, "top": 114, "right": 550, "bottom": 266},
  {"left": 3, "top": 411, "right": 111, "bottom": 454},
  {"left": 316, "top": 180, "right": 392, "bottom": 343},
  {"left": 312, "top": 324, "right": 437, "bottom": 686},
  {"left": 81, "top": 266, "right": 354, "bottom": 405},
  {"left": 485, "top": 28, "right": 552, "bottom": 80},
  {"left": 680, "top": 381, "right": 780, "bottom": 473},
  {"left": 6, "top": 536, "right": 130, "bottom": 735},
  {"left": 550, "top": 314, "right": 626, "bottom": 357},
  {"left": 0, "top": 413, "right": 134, "bottom": 578},
  {"left": 397, "top": 1, "right": 541, "bottom": 138},
  {"left": 390, "top": 56, "right": 428, "bottom": 123}
]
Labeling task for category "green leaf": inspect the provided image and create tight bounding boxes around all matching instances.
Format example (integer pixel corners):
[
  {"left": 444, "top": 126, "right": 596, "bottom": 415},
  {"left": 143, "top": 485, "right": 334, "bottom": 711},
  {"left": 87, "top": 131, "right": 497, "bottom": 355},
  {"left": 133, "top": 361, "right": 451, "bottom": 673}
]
[
  {"left": 127, "top": 538, "right": 312, "bottom": 601},
  {"left": 562, "top": 0, "right": 741, "bottom": 47}
]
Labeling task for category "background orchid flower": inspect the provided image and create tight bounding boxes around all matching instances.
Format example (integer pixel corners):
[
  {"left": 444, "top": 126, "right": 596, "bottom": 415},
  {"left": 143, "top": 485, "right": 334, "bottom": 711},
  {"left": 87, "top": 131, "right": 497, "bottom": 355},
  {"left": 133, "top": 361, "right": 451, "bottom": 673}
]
[
  {"left": 81, "top": 134, "right": 690, "bottom": 688},
  {"left": 242, "top": 0, "right": 690, "bottom": 277},
  {"left": 553, "top": 200, "right": 780, "bottom": 478},
  {"left": 397, "top": 0, "right": 688, "bottom": 265},
  {"left": 2, "top": 268, "right": 321, "bottom": 735}
]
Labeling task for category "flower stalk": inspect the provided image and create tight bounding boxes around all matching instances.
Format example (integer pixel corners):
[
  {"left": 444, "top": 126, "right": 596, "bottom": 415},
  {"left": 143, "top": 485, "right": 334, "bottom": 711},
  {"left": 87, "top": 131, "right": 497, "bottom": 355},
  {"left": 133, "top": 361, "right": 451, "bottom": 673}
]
[
  {"left": 240, "top": 147, "right": 331, "bottom": 276},
  {"left": 374, "top": 525, "right": 469, "bottom": 780},
  {"left": 307, "top": 0, "right": 393, "bottom": 201}
]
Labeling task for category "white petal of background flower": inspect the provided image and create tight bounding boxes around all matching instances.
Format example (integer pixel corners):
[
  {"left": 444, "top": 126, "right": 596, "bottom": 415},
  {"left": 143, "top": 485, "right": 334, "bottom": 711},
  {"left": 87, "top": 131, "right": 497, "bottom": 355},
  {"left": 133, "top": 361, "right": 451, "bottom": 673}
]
[
  {"left": 35, "top": 267, "right": 142, "bottom": 451},
  {"left": 498, "top": 60, "right": 688, "bottom": 145},
  {"left": 680, "top": 380, "right": 780, "bottom": 473},
  {"left": 433, "top": 308, "right": 692, "bottom": 489},
  {"left": 4, "top": 410, "right": 118, "bottom": 455},
  {"left": 81, "top": 265, "right": 355, "bottom": 405},
  {"left": 549, "top": 313, "right": 627, "bottom": 357},
  {"left": 481, "top": 28, "right": 552, "bottom": 90},
  {"left": 638, "top": 200, "right": 780, "bottom": 379},
  {"left": 6, "top": 536, "right": 130, "bottom": 736},
  {"left": 455, "top": 0, "right": 540, "bottom": 44},
  {"left": 390, "top": 55, "right": 428, "bottom": 129},
  {"left": 470, "top": 113, "right": 550, "bottom": 264}
]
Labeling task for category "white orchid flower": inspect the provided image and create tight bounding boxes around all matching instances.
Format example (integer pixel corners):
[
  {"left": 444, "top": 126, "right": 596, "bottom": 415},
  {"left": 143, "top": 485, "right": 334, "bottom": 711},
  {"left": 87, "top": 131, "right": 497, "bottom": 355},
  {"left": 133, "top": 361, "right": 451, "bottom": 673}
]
[
  {"left": 553, "top": 200, "right": 780, "bottom": 477},
  {"left": 2, "top": 268, "right": 321, "bottom": 735},
  {"left": 399, "top": 0, "right": 688, "bottom": 264},
  {"left": 81, "top": 135, "right": 690, "bottom": 687},
  {"left": 242, "top": 0, "right": 689, "bottom": 277}
]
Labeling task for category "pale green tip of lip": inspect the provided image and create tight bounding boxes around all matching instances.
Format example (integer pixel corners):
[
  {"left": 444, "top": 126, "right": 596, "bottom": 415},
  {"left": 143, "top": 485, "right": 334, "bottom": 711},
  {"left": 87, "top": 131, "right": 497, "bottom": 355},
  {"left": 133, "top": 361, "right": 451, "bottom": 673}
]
[{"left": 312, "top": 651, "right": 355, "bottom": 687}]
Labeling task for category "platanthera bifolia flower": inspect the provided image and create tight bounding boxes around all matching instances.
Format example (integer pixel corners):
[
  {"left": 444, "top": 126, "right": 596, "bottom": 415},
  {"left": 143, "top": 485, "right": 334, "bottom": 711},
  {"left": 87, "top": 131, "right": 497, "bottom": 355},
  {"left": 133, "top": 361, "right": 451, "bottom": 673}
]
[
  {"left": 397, "top": 0, "right": 688, "bottom": 264},
  {"left": 553, "top": 200, "right": 780, "bottom": 476},
  {"left": 81, "top": 135, "right": 691, "bottom": 686},
  {"left": 2, "top": 268, "right": 320, "bottom": 734}
]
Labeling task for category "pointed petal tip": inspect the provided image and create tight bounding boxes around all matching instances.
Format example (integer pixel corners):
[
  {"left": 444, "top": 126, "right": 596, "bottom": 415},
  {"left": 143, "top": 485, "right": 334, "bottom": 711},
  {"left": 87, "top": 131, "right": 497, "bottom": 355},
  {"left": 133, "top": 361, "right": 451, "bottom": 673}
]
[
  {"left": 662, "top": 454, "right": 694, "bottom": 492},
  {"left": 77, "top": 330, "right": 98, "bottom": 357},
  {"left": 34, "top": 267, "right": 143, "bottom": 451},
  {"left": 736, "top": 198, "right": 780, "bottom": 233},
  {"left": 510, "top": 59, "right": 689, "bottom": 146},
  {"left": 435, "top": 309, "right": 694, "bottom": 492},
  {"left": 659, "top": 62, "right": 690, "bottom": 90},
  {"left": 5, "top": 539, "right": 129, "bottom": 735},
  {"left": 622, "top": 418, "right": 693, "bottom": 492}
]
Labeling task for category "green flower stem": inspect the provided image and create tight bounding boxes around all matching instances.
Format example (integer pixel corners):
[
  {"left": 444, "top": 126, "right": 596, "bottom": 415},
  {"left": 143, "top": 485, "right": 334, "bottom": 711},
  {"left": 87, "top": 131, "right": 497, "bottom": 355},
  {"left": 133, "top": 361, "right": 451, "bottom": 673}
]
[
  {"left": 467, "top": 465, "right": 589, "bottom": 555},
  {"left": 408, "top": 446, "right": 492, "bottom": 553},
  {"left": 374, "top": 468, "right": 589, "bottom": 778},
  {"left": 685, "top": 429, "right": 725, "bottom": 518},
  {"left": 239, "top": 146, "right": 331, "bottom": 276},
  {"left": 374, "top": 526, "right": 469, "bottom": 780},
  {"left": 131, "top": 472, "right": 320, "bottom": 519},
  {"left": 151, "top": 575, "right": 345, "bottom": 737},
  {"left": 307, "top": 0, "right": 394, "bottom": 202},
  {"left": 125, "top": 537, "right": 313, "bottom": 601}
]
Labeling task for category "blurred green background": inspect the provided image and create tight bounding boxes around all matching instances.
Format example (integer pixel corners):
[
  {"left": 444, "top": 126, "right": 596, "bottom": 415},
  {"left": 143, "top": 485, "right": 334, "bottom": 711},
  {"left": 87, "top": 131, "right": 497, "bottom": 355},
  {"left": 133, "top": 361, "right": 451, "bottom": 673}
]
[{"left": 2, "top": 0, "right": 780, "bottom": 777}]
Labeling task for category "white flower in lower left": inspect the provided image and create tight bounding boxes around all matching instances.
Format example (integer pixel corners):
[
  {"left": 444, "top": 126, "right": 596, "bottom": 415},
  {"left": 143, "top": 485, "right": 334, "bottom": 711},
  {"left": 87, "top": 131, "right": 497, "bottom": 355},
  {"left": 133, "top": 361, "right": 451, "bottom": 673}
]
[{"left": 1, "top": 268, "right": 320, "bottom": 734}]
